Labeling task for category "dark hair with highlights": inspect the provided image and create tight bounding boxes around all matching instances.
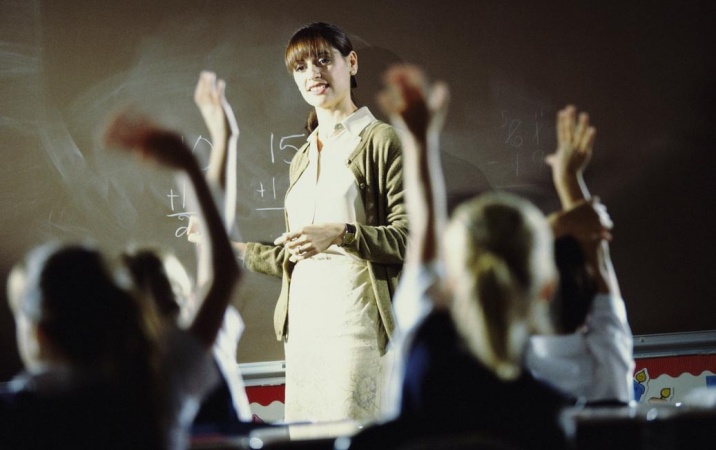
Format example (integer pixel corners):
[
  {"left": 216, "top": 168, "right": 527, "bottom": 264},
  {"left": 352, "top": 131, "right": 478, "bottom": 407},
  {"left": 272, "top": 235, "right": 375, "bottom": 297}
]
[
  {"left": 285, "top": 22, "right": 359, "bottom": 132},
  {"left": 550, "top": 235, "right": 598, "bottom": 333},
  {"left": 13, "top": 242, "right": 167, "bottom": 447}
]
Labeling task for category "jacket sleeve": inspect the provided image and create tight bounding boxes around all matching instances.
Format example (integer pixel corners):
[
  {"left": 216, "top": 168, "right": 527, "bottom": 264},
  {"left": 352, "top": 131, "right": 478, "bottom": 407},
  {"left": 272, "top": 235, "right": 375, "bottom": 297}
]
[
  {"left": 349, "top": 123, "right": 408, "bottom": 265},
  {"left": 243, "top": 145, "right": 309, "bottom": 279},
  {"left": 243, "top": 242, "right": 286, "bottom": 278}
]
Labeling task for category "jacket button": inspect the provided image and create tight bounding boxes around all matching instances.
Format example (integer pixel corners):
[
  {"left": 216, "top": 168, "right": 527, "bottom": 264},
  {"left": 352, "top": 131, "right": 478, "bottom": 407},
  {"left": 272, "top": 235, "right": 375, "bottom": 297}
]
[{"left": 359, "top": 183, "right": 366, "bottom": 189}]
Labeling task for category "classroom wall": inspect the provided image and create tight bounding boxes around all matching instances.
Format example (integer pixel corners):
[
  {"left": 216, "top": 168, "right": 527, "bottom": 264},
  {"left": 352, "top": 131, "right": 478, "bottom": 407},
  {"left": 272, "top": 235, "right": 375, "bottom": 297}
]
[{"left": 1, "top": 0, "right": 715, "bottom": 379}]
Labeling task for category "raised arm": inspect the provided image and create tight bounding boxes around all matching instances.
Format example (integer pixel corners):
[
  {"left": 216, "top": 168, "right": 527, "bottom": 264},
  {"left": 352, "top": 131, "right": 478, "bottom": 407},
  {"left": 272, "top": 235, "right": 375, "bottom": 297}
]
[
  {"left": 104, "top": 111, "right": 241, "bottom": 348},
  {"left": 377, "top": 64, "right": 450, "bottom": 324},
  {"left": 194, "top": 71, "right": 238, "bottom": 204},
  {"left": 547, "top": 105, "right": 595, "bottom": 208},
  {"left": 378, "top": 64, "right": 449, "bottom": 269},
  {"left": 546, "top": 105, "right": 619, "bottom": 297}
]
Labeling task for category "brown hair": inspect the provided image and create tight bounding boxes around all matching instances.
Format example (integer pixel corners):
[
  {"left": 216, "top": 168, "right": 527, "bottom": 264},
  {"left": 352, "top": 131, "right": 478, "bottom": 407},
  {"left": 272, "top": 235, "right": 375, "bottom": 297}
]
[{"left": 285, "top": 22, "right": 359, "bottom": 132}]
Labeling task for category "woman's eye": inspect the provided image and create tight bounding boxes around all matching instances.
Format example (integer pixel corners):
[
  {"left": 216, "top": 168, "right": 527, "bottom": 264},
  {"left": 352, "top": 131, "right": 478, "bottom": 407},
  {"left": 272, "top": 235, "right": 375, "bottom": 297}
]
[
  {"left": 294, "top": 64, "right": 306, "bottom": 72},
  {"left": 318, "top": 58, "right": 331, "bottom": 66}
]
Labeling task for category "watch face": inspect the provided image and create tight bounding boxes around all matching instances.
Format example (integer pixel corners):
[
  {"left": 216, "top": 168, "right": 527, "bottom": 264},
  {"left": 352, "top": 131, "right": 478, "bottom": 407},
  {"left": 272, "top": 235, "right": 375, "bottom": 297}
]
[
  {"left": 345, "top": 233, "right": 355, "bottom": 245},
  {"left": 344, "top": 224, "right": 356, "bottom": 246}
]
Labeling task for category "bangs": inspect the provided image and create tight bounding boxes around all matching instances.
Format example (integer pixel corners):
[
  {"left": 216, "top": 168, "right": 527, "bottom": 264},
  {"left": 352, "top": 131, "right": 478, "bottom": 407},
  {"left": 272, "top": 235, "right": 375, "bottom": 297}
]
[{"left": 285, "top": 33, "right": 334, "bottom": 72}]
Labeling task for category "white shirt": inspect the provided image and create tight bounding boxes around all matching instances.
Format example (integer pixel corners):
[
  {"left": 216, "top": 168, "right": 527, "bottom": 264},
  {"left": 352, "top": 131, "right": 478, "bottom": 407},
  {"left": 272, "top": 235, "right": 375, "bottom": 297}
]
[
  {"left": 284, "top": 107, "right": 375, "bottom": 233},
  {"left": 164, "top": 328, "right": 219, "bottom": 450},
  {"left": 212, "top": 306, "right": 252, "bottom": 422},
  {"left": 525, "top": 293, "right": 635, "bottom": 403},
  {"left": 382, "top": 261, "right": 445, "bottom": 419}
]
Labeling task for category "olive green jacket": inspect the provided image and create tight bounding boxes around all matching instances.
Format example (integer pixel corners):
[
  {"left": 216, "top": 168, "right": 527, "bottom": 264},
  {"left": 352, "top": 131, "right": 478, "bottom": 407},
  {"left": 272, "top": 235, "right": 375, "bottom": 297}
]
[{"left": 244, "top": 120, "right": 407, "bottom": 354}]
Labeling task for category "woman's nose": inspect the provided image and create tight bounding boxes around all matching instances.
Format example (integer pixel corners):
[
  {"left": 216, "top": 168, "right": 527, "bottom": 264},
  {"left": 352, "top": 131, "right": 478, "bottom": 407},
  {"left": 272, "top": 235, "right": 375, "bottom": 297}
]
[{"left": 309, "top": 63, "right": 321, "bottom": 77}]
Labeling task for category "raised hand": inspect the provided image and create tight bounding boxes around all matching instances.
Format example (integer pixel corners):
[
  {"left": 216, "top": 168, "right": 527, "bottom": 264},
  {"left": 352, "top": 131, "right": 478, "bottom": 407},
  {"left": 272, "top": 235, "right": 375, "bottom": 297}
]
[
  {"left": 194, "top": 70, "right": 239, "bottom": 233},
  {"left": 377, "top": 64, "right": 449, "bottom": 270},
  {"left": 550, "top": 105, "right": 596, "bottom": 174},
  {"left": 546, "top": 105, "right": 597, "bottom": 208},
  {"left": 103, "top": 110, "right": 196, "bottom": 171},
  {"left": 377, "top": 64, "right": 449, "bottom": 143},
  {"left": 549, "top": 197, "right": 613, "bottom": 243},
  {"left": 194, "top": 71, "right": 239, "bottom": 154}
]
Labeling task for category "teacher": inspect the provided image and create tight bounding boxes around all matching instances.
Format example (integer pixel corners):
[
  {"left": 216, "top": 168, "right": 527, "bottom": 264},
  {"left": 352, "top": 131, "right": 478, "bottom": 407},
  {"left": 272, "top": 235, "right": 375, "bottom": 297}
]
[{"left": 202, "top": 22, "right": 407, "bottom": 422}]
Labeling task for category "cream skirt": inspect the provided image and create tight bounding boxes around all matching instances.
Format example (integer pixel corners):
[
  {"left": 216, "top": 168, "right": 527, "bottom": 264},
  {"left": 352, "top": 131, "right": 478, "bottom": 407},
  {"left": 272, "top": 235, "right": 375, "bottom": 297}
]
[{"left": 283, "top": 253, "right": 384, "bottom": 423}]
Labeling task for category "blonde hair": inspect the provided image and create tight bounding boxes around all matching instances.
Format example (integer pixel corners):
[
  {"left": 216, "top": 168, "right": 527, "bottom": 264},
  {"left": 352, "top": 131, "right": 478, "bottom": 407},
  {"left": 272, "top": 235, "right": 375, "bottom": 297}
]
[{"left": 446, "top": 192, "right": 555, "bottom": 380}]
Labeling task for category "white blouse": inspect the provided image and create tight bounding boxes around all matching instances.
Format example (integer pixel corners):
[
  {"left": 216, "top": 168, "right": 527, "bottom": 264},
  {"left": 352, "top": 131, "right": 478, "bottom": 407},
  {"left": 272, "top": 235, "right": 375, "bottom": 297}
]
[{"left": 285, "top": 107, "right": 376, "bottom": 238}]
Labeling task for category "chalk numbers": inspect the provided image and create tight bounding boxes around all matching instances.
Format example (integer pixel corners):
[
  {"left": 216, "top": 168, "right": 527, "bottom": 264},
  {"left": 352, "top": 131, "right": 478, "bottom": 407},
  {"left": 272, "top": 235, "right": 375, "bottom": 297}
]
[
  {"left": 501, "top": 110, "right": 546, "bottom": 176},
  {"left": 166, "top": 135, "right": 212, "bottom": 237},
  {"left": 167, "top": 132, "right": 304, "bottom": 237},
  {"left": 256, "top": 133, "right": 304, "bottom": 209}
]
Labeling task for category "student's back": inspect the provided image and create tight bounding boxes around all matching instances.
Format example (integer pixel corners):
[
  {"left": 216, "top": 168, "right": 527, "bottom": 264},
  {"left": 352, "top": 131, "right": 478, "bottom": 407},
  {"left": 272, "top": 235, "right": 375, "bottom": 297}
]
[
  {"left": 2, "top": 243, "right": 165, "bottom": 450},
  {"left": 401, "top": 309, "right": 569, "bottom": 449},
  {"left": 0, "top": 371, "right": 161, "bottom": 450}
]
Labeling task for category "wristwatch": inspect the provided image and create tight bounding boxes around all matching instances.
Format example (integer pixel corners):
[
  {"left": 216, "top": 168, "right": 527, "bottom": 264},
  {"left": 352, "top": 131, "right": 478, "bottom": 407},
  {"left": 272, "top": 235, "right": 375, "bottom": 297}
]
[{"left": 341, "top": 223, "right": 356, "bottom": 247}]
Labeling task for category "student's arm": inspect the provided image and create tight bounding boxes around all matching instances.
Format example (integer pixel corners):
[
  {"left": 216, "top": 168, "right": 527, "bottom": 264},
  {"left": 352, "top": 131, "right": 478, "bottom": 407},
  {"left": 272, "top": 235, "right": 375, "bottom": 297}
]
[
  {"left": 193, "top": 71, "right": 238, "bottom": 209},
  {"left": 547, "top": 105, "right": 595, "bottom": 208},
  {"left": 189, "top": 71, "right": 243, "bottom": 252},
  {"left": 546, "top": 105, "right": 619, "bottom": 296},
  {"left": 378, "top": 64, "right": 450, "bottom": 315},
  {"left": 192, "top": 72, "right": 242, "bottom": 288},
  {"left": 104, "top": 112, "right": 241, "bottom": 349},
  {"left": 379, "top": 65, "right": 449, "bottom": 269},
  {"left": 544, "top": 106, "right": 632, "bottom": 402}
]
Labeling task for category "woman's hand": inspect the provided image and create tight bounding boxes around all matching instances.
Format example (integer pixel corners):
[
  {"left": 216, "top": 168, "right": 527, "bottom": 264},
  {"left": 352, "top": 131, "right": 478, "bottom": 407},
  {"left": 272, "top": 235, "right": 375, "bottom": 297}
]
[{"left": 274, "top": 223, "right": 345, "bottom": 261}]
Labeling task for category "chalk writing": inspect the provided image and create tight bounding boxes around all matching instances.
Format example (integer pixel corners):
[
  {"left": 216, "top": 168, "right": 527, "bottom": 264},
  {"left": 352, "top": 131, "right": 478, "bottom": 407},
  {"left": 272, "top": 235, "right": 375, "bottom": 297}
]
[
  {"left": 166, "top": 132, "right": 304, "bottom": 237},
  {"left": 168, "top": 212, "right": 195, "bottom": 238},
  {"left": 270, "top": 132, "right": 305, "bottom": 164},
  {"left": 166, "top": 135, "right": 213, "bottom": 237},
  {"left": 256, "top": 132, "right": 304, "bottom": 210},
  {"left": 500, "top": 110, "right": 547, "bottom": 177}
]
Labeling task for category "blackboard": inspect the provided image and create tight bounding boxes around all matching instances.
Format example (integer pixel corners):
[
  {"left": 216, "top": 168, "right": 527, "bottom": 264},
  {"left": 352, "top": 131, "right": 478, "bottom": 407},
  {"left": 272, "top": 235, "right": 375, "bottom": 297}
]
[{"left": 2, "top": 0, "right": 715, "bottom": 379}]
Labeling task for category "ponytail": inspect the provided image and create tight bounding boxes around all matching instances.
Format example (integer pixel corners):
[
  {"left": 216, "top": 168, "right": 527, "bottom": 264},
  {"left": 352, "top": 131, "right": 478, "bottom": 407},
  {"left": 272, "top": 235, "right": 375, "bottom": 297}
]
[
  {"left": 447, "top": 192, "right": 555, "bottom": 381},
  {"left": 452, "top": 252, "right": 527, "bottom": 380}
]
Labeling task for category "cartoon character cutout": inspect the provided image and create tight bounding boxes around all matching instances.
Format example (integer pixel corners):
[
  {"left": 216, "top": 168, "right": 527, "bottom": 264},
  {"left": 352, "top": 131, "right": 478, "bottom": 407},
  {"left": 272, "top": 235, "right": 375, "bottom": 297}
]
[
  {"left": 648, "top": 387, "right": 673, "bottom": 404},
  {"left": 633, "top": 368, "right": 648, "bottom": 402}
]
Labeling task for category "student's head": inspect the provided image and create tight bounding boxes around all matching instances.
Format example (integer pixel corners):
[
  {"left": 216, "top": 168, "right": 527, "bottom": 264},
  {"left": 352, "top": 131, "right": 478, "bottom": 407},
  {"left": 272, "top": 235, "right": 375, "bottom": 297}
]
[
  {"left": 122, "top": 248, "right": 188, "bottom": 323},
  {"left": 285, "top": 22, "right": 358, "bottom": 131},
  {"left": 7, "top": 242, "right": 155, "bottom": 375},
  {"left": 550, "top": 235, "right": 598, "bottom": 334},
  {"left": 443, "top": 192, "right": 556, "bottom": 380}
]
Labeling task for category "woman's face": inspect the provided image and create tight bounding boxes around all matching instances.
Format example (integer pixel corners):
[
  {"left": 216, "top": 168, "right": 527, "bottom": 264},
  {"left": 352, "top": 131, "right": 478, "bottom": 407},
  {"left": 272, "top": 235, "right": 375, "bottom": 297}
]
[{"left": 292, "top": 47, "right": 357, "bottom": 112}]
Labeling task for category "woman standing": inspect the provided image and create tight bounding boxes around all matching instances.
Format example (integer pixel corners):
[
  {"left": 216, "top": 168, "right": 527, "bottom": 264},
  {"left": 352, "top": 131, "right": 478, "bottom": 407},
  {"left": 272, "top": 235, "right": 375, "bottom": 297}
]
[{"left": 194, "top": 23, "right": 407, "bottom": 423}]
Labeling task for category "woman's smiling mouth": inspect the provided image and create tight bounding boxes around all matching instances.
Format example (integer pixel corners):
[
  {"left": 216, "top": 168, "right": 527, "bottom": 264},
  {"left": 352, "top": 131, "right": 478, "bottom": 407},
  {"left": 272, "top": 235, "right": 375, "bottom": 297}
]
[{"left": 308, "top": 81, "right": 328, "bottom": 94}]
